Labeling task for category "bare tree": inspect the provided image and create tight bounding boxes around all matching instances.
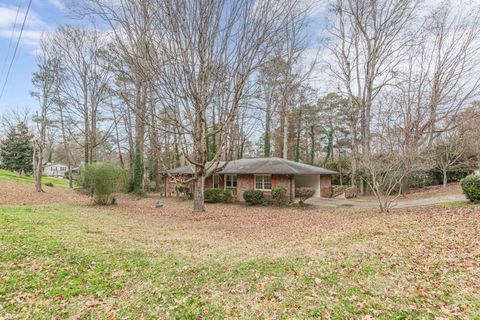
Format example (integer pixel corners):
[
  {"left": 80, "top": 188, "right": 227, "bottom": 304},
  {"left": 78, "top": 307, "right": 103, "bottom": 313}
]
[
  {"left": 329, "top": 0, "right": 418, "bottom": 154},
  {"left": 31, "top": 39, "right": 61, "bottom": 192},
  {"left": 143, "top": 0, "right": 309, "bottom": 212},
  {"left": 49, "top": 26, "right": 113, "bottom": 165},
  {"left": 327, "top": 0, "right": 418, "bottom": 180},
  {"left": 433, "top": 134, "right": 464, "bottom": 188},
  {"left": 392, "top": 3, "right": 480, "bottom": 154}
]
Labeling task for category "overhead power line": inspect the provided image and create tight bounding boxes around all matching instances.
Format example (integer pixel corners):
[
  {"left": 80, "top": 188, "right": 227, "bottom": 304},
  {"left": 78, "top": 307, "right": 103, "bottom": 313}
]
[
  {"left": 0, "top": 0, "right": 22, "bottom": 80},
  {"left": 0, "top": 0, "right": 33, "bottom": 103}
]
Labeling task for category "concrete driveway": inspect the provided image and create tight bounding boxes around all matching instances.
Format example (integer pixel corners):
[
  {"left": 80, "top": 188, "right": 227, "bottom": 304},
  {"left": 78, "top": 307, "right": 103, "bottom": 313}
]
[{"left": 308, "top": 194, "right": 467, "bottom": 209}]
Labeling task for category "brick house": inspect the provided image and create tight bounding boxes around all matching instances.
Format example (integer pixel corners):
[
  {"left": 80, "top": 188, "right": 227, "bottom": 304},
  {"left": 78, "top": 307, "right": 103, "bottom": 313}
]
[{"left": 164, "top": 157, "right": 336, "bottom": 201}]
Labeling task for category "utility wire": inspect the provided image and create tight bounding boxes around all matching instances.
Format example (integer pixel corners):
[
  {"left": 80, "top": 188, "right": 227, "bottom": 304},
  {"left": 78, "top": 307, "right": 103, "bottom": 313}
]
[
  {"left": 0, "top": 0, "right": 33, "bottom": 103},
  {"left": 0, "top": 0, "right": 22, "bottom": 80}
]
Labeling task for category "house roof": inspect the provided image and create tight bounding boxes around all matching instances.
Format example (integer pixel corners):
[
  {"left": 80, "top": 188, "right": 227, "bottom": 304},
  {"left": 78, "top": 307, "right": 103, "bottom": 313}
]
[{"left": 167, "top": 157, "right": 337, "bottom": 175}]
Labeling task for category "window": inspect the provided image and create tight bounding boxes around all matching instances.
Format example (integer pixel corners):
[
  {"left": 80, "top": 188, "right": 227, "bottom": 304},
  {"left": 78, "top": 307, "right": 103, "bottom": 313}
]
[
  {"left": 225, "top": 175, "right": 237, "bottom": 188},
  {"left": 213, "top": 174, "right": 220, "bottom": 188},
  {"left": 255, "top": 174, "right": 271, "bottom": 191}
]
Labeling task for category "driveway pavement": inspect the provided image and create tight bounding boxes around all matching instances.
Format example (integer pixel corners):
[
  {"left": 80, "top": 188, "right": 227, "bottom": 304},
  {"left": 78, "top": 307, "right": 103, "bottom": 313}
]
[{"left": 308, "top": 194, "right": 467, "bottom": 209}]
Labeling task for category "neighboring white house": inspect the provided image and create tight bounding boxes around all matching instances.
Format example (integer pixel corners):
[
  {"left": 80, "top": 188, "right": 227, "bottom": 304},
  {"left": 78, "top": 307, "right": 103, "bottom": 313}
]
[{"left": 43, "top": 163, "right": 68, "bottom": 178}]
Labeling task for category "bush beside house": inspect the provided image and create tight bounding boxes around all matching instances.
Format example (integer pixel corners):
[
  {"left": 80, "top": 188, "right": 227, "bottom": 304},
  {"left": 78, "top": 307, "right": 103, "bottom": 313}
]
[
  {"left": 204, "top": 188, "right": 232, "bottom": 203},
  {"left": 271, "top": 186, "right": 288, "bottom": 206},
  {"left": 243, "top": 190, "right": 264, "bottom": 205}
]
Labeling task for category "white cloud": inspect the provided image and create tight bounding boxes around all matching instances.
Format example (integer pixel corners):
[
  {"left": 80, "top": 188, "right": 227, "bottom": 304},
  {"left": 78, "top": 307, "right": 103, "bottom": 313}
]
[
  {"left": 32, "top": 0, "right": 65, "bottom": 11},
  {"left": 46, "top": 0, "right": 65, "bottom": 11},
  {"left": 0, "top": 4, "right": 53, "bottom": 50}
]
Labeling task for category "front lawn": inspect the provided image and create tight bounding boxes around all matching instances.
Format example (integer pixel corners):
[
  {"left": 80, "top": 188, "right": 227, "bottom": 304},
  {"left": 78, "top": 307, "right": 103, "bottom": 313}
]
[
  {"left": 0, "top": 169, "right": 70, "bottom": 188},
  {"left": 1, "top": 199, "right": 480, "bottom": 318}
]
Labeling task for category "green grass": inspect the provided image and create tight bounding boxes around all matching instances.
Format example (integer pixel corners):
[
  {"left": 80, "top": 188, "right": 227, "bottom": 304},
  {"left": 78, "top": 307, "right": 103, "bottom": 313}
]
[
  {"left": 436, "top": 200, "right": 480, "bottom": 208},
  {"left": 0, "top": 169, "right": 70, "bottom": 188},
  {"left": 1, "top": 202, "right": 480, "bottom": 318}
]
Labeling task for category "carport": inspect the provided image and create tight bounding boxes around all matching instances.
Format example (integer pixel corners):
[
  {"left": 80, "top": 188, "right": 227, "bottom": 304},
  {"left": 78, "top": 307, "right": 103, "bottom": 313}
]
[{"left": 295, "top": 174, "right": 321, "bottom": 197}]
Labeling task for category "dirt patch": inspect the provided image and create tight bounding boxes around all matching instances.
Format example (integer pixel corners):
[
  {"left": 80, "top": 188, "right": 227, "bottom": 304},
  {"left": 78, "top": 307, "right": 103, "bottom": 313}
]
[{"left": 359, "top": 182, "right": 462, "bottom": 201}]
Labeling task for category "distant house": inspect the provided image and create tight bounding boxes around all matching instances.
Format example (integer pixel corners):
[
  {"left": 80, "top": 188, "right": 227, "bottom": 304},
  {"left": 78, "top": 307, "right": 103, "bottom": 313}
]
[
  {"left": 165, "top": 157, "right": 337, "bottom": 201},
  {"left": 43, "top": 163, "right": 68, "bottom": 178}
]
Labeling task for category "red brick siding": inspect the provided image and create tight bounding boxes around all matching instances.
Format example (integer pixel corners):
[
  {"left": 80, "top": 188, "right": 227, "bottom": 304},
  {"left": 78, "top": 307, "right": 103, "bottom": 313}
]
[
  {"left": 320, "top": 175, "right": 332, "bottom": 198},
  {"left": 165, "top": 175, "right": 195, "bottom": 197},
  {"left": 236, "top": 174, "right": 252, "bottom": 201}
]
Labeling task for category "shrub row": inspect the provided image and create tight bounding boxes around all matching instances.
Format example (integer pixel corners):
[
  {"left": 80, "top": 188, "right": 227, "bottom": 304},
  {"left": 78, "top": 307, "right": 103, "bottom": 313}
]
[
  {"left": 204, "top": 188, "right": 232, "bottom": 203},
  {"left": 243, "top": 187, "right": 316, "bottom": 207}
]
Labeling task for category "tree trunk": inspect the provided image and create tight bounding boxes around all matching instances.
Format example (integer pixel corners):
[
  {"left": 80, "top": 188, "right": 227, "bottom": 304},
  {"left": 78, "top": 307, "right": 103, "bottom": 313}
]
[
  {"left": 294, "top": 110, "right": 301, "bottom": 162},
  {"left": 264, "top": 103, "right": 271, "bottom": 157},
  {"left": 283, "top": 110, "right": 288, "bottom": 159},
  {"left": 443, "top": 169, "right": 448, "bottom": 188},
  {"left": 59, "top": 105, "right": 73, "bottom": 189},
  {"left": 193, "top": 175, "right": 205, "bottom": 212},
  {"left": 309, "top": 126, "right": 315, "bottom": 164},
  {"left": 149, "top": 93, "right": 161, "bottom": 191},
  {"left": 33, "top": 141, "right": 44, "bottom": 193},
  {"left": 133, "top": 80, "right": 146, "bottom": 193}
]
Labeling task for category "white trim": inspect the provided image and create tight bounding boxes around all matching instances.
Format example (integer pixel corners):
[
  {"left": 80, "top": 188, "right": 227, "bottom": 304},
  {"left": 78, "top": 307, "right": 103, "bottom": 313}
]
[
  {"left": 212, "top": 174, "right": 220, "bottom": 188},
  {"left": 254, "top": 174, "right": 272, "bottom": 191},
  {"left": 224, "top": 174, "right": 238, "bottom": 188},
  {"left": 318, "top": 174, "right": 321, "bottom": 197}
]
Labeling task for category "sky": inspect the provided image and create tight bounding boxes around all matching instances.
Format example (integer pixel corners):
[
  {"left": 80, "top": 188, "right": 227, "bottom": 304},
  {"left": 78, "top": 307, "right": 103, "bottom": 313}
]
[
  {"left": 0, "top": 0, "right": 67, "bottom": 116},
  {"left": 0, "top": 0, "right": 329, "bottom": 117}
]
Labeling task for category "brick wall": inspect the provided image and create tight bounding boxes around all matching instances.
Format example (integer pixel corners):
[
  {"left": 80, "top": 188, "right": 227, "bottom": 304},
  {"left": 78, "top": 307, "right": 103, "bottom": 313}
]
[
  {"left": 236, "top": 174, "right": 252, "bottom": 201},
  {"left": 273, "top": 174, "right": 295, "bottom": 201},
  {"left": 320, "top": 175, "right": 332, "bottom": 198}
]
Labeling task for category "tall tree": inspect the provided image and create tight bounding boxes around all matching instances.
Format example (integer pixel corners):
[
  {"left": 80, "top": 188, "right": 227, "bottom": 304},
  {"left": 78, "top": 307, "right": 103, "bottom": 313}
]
[
  {"left": 50, "top": 26, "right": 112, "bottom": 165},
  {"left": 144, "top": 0, "right": 308, "bottom": 212},
  {"left": 328, "top": 0, "right": 418, "bottom": 156},
  {"left": 0, "top": 122, "right": 34, "bottom": 174},
  {"left": 31, "top": 39, "right": 61, "bottom": 192}
]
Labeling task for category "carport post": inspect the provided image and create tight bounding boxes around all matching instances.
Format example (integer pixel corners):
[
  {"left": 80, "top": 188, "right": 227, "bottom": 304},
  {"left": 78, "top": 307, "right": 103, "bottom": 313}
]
[{"left": 289, "top": 175, "right": 293, "bottom": 202}]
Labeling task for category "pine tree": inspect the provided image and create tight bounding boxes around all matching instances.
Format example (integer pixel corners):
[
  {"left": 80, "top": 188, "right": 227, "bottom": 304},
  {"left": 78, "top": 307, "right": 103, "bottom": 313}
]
[{"left": 0, "top": 122, "right": 34, "bottom": 174}]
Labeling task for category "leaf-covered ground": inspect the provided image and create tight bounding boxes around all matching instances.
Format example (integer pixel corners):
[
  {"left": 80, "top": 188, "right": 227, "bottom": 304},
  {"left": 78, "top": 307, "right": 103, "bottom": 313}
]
[{"left": 1, "top": 178, "right": 480, "bottom": 319}]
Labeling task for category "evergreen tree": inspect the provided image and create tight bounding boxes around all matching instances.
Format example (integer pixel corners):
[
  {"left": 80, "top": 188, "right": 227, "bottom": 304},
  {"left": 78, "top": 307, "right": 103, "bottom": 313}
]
[{"left": 0, "top": 122, "right": 34, "bottom": 174}]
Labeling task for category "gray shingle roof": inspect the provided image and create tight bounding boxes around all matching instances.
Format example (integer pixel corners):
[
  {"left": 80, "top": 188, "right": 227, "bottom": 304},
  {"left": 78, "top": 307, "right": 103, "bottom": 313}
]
[{"left": 167, "top": 157, "right": 337, "bottom": 175}]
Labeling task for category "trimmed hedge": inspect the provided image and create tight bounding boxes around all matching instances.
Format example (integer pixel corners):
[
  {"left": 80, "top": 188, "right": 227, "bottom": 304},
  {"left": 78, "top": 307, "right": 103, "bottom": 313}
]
[
  {"left": 204, "top": 188, "right": 232, "bottom": 203},
  {"left": 460, "top": 175, "right": 480, "bottom": 202},
  {"left": 243, "top": 189, "right": 264, "bottom": 205}
]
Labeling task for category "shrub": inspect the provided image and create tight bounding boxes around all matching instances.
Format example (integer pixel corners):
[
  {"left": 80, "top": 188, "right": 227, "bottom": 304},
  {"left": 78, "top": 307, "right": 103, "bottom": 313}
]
[
  {"left": 296, "top": 187, "right": 316, "bottom": 206},
  {"left": 243, "top": 189, "right": 264, "bottom": 205},
  {"left": 45, "top": 182, "right": 54, "bottom": 187},
  {"left": 460, "top": 175, "right": 480, "bottom": 202},
  {"left": 80, "top": 163, "right": 127, "bottom": 205},
  {"left": 176, "top": 185, "right": 190, "bottom": 200},
  {"left": 222, "top": 189, "right": 232, "bottom": 203},
  {"left": 204, "top": 188, "right": 223, "bottom": 203},
  {"left": 204, "top": 188, "right": 232, "bottom": 203},
  {"left": 261, "top": 198, "right": 273, "bottom": 206},
  {"left": 271, "top": 186, "right": 288, "bottom": 206}
]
